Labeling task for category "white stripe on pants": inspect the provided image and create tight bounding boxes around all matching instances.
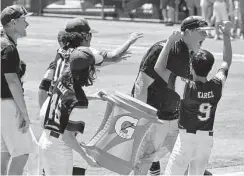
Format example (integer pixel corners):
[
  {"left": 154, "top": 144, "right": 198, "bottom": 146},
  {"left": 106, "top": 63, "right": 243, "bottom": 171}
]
[
  {"left": 38, "top": 130, "right": 73, "bottom": 175},
  {"left": 164, "top": 129, "right": 213, "bottom": 176}
]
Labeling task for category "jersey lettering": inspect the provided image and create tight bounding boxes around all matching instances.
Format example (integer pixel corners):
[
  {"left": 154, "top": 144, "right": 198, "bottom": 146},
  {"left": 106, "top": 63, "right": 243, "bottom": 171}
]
[
  {"left": 45, "top": 93, "right": 61, "bottom": 130},
  {"left": 57, "top": 82, "right": 67, "bottom": 95},
  {"left": 198, "top": 91, "right": 214, "bottom": 99}
]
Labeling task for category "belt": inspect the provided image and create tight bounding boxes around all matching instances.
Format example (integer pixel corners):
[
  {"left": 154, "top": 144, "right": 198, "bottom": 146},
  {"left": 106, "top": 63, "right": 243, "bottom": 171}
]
[
  {"left": 1, "top": 97, "right": 14, "bottom": 100},
  {"left": 50, "top": 130, "right": 60, "bottom": 138},
  {"left": 186, "top": 129, "right": 213, "bottom": 136}
]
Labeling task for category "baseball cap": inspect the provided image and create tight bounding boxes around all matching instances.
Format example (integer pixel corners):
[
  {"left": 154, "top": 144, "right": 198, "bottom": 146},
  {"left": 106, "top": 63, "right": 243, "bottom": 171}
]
[
  {"left": 181, "top": 16, "right": 214, "bottom": 31},
  {"left": 65, "top": 17, "right": 98, "bottom": 34},
  {"left": 69, "top": 47, "right": 95, "bottom": 72},
  {"left": 1, "top": 5, "right": 33, "bottom": 26}
]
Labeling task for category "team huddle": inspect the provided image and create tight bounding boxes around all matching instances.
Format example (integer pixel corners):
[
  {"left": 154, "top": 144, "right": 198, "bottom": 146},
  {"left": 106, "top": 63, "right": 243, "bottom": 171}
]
[{"left": 1, "top": 4, "right": 232, "bottom": 176}]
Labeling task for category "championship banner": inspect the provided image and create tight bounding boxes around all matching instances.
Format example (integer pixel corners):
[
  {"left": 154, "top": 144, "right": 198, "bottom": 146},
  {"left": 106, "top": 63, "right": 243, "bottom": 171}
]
[{"left": 85, "top": 91, "right": 164, "bottom": 175}]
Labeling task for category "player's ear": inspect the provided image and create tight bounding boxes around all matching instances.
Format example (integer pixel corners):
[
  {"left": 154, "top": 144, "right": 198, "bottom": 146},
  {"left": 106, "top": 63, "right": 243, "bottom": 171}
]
[
  {"left": 83, "top": 33, "right": 90, "bottom": 41},
  {"left": 8, "top": 19, "right": 16, "bottom": 26},
  {"left": 184, "top": 29, "right": 190, "bottom": 36}
]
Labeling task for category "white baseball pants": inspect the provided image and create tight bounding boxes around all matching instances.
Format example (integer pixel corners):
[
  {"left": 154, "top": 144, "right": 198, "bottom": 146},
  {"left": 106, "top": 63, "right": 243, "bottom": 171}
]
[
  {"left": 164, "top": 129, "right": 213, "bottom": 175},
  {"left": 38, "top": 129, "right": 73, "bottom": 175},
  {"left": 1, "top": 99, "right": 37, "bottom": 157}
]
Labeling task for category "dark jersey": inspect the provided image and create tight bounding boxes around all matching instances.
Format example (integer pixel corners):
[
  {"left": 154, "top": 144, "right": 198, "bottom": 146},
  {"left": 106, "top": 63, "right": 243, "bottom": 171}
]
[
  {"left": 1, "top": 30, "right": 23, "bottom": 98},
  {"left": 43, "top": 80, "right": 88, "bottom": 134},
  {"left": 39, "top": 48, "right": 73, "bottom": 93},
  {"left": 174, "top": 68, "right": 228, "bottom": 131},
  {"left": 39, "top": 47, "right": 106, "bottom": 93},
  {"left": 132, "top": 39, "right": 192, "bottom": 120}
]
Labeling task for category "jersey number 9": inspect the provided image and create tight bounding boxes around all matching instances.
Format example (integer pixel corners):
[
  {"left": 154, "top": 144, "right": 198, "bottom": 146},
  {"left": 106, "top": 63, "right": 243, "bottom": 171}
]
[{"left": 198, "top": 103, "right": 212, "bottom": 121}]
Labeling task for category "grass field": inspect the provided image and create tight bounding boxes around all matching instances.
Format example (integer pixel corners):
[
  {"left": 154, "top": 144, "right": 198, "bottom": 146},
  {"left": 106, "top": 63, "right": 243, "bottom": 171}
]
[{"left": 19, "top": 16, "right": 244, "bottom": 175}]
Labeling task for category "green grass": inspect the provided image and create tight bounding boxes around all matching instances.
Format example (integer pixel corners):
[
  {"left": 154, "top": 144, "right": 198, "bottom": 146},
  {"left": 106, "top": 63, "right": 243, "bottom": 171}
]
[{"left": 20, "top": 16, "right": 244, "bottom": 175}]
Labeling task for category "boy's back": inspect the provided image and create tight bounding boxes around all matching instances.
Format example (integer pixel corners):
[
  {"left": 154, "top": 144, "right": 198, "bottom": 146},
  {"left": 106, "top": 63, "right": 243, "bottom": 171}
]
[{"left": 175, "top": 72, "right": 226, "bottom": 131}]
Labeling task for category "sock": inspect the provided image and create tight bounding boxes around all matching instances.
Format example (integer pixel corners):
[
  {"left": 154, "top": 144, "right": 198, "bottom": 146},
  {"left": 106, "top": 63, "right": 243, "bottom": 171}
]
[{"left": 149, "top": 161, "right": 161, "bottom": 175}]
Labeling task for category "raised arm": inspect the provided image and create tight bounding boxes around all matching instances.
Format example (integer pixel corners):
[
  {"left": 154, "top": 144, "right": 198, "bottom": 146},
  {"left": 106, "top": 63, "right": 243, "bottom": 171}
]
[
  {"left": 220, "top": 21, "right": 232, "bottom": 68},
  {"left": 103, "top": 32, "right": 143, "bottom": 62},
  {"left": 154, "top": 31, "right": 182, "bottom": 83},
  {"left": 215, "top": 21, "right": 232, "bottom": 86}
]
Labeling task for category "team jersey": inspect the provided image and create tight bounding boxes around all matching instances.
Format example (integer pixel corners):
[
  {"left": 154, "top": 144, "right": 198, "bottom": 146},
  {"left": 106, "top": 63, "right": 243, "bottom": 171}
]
[
  {"left": 43, "top": 79, "right": 88, "bottom": 134},
  {"left": 39, "top": 47, "right": 106, "bottom": 93},
  {"left": 39, "top": 48, "right": 73, "bottom": 93},
  {"left": 174, "top": 68, "right": 228, "bottom": 131},
  {"left": 131, "top": 39, "right": 192, "bottom": 120},
  {"left": 1, "top": 29, "right": 24, "bottom": 98}
]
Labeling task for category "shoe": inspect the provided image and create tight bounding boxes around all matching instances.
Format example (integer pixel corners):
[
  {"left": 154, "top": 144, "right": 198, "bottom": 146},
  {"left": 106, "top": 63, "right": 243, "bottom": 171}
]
[
  {"left": 240, "top": 33, "right": 244, "bottom": 39},
  {"left": 204, "top": 170, "right": 213, "bottom": 175},
  {"left": 165, "top": 21, "right": 174, "bottom": 26}
]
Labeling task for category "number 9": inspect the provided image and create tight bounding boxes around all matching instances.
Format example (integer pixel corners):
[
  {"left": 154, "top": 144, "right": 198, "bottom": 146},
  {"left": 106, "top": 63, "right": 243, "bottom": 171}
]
[{"left": 198, "top": 103, "right": 212, "bottom": 121}]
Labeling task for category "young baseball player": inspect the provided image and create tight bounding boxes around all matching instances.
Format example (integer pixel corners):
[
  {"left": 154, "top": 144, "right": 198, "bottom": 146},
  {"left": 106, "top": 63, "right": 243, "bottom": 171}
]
[
  {"left": 1, "top": 5, "right": 37, "bottom": 175},
  {"left": 131, "top": 16, "right": 213, "bottom": 176},
  {"left": 39, "top": 47, "right": 101, "bottom": 175},
  {"left": 154, "top": 21, "right": 232, "bottom": 175},
  {"left": 38, "top": 17, "right": 143, "bottom": 108}
]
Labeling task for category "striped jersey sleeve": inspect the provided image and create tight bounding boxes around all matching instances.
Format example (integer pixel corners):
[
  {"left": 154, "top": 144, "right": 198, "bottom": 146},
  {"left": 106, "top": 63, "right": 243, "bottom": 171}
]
[
  {"left": 212, "top": 65, "right": 229, "bottom": 89},
  {"left": 39, "top": 60, "right": 56, "bottom": 91}
]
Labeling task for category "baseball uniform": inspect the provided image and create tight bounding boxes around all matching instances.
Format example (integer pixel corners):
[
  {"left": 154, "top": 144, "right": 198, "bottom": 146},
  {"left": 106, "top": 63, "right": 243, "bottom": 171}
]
[
  {"left": 131, "top": 39, "right": 192, "bottom": 174},
  {"left": 165, "top": 67, "right": 228, "bottom": 175}
]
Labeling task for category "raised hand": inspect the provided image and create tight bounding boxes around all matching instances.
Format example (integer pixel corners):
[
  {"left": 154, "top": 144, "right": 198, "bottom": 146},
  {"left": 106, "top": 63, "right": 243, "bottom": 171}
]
[
  {"left": 114, "top": 50, "right": 132, "bottom": 63},
  {"left": 168, "top": 31, "right": 182, "bottom": 43},
  {"left": 128, "top": 32, "right": 144, "bottom": 45}
]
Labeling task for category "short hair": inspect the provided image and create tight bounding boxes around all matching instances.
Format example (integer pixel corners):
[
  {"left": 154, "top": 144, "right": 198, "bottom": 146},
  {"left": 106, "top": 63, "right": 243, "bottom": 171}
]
[
  {"left": 191, "top": 49, "right": 215, "bottom": 77},
  {"left": 57, "top": 30, "right": 67, "bottom": 46}
]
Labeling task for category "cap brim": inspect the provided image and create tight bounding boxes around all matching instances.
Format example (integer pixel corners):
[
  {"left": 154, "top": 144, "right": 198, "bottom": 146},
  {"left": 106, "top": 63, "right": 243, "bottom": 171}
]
[
  {"left": 89, "top": 29, "right": 98, "bottom": 33},
  {"left": 199, "top": 26, "right": 215, "bottom": 30}
]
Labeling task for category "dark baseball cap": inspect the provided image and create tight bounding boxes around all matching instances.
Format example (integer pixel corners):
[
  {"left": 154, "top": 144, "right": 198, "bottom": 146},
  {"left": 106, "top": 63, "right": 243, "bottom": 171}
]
[
  {"left": 181, "top": 16, "right": 214, "bottom": 31},
  {"left": 65, "top": 17, "right": 98, "bottom": 34},
  {"left": 1, "top": 5, "right": 33, "bottom": 26},
  {"left": 69, "top": 47, "right": 95, "bottom": 72}
]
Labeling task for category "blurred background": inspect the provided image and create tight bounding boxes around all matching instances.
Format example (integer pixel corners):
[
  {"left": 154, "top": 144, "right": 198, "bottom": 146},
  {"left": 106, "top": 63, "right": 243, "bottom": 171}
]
[{"left": 1, "top": 0, "right": 244, "bottom": 38}]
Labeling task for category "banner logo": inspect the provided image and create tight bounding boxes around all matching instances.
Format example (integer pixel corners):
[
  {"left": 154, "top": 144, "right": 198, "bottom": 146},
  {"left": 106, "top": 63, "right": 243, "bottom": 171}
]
[{"left": 115, "top": 116, "right": 138, "bottom": 139}]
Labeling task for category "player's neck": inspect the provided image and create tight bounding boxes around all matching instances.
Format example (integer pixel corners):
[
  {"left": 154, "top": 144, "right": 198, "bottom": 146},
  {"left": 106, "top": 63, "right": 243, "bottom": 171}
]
[
  {"left": 193, "top": 75, "right": 207, "bottom": 83},
  {"left": 80, "top": 41, "right": 89, "bottom": 47},
  {"left": 3, "top": 27, "right": 18, "bottom": 44}
]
